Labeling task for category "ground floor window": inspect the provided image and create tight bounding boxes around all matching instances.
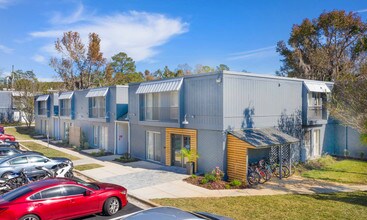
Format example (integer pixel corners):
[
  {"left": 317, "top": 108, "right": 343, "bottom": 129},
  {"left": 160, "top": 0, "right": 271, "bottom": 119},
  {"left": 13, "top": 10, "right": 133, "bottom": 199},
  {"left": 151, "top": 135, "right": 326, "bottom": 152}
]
[
  {"left": 93, "top": 125, "right": 108, "bottom": 150},
  {"left": 313, "top": 129, "right": 321, "bottom": 156},
  {"left": 171, "top": 134, "right": 191, "bottom": 167},
  {"left": 146, "top": 131, "right": 161, "bottom": 162},
  {"left": 64, "top": 122, "right": 70, "bottom": 140}
]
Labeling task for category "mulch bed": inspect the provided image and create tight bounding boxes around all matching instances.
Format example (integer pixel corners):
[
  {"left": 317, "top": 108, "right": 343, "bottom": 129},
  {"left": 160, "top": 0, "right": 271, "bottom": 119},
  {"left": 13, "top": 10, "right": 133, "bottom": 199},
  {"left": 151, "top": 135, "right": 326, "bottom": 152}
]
[{"left": 184, "top": 176, "right": 248, "bottom": 190}]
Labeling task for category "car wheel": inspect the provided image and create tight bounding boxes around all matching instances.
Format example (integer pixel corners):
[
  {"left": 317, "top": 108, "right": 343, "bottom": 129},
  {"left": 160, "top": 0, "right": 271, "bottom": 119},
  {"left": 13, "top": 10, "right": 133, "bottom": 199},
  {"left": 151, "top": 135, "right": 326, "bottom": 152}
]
[
  {"left": 1, "top": 171, "right": 14, "bottom": 179},
  {"left": 65, "top": 171, "right": 73, "bottom": 178},
  {"left": 103, "top": 197, "right": 120, "bottom": 216},
  {"left": 19, "top": 214, "right": 40, "bottom": 220}
]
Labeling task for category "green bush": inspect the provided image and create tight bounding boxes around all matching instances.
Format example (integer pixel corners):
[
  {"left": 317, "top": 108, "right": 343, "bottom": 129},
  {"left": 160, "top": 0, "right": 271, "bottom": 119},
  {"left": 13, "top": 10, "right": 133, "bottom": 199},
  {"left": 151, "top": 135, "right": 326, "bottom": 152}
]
[
  {"left": 200, "top": 178, "right": 209, "bottom": 184},
  {"left": 191, "top": 174, "right": 197, "bottom": 179},
  {"left": 225, "top": 184, "right": 231, "bottom": 189},
  {"left": 230, "top": 179, "right": 242, "bottom": 187},
  {"left": 204, "top": 173, "right": 217, "bottom": 183},
  {"left": 305, "top": 155, "right": 336, "bottom": 170}
]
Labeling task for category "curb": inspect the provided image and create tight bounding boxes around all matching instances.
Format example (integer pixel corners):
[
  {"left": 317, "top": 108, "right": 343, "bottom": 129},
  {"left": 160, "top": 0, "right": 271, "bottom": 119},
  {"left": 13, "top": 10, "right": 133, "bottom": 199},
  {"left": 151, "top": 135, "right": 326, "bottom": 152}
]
[{"left": 20, "top": 142, "right": 159, "bottom": 208}]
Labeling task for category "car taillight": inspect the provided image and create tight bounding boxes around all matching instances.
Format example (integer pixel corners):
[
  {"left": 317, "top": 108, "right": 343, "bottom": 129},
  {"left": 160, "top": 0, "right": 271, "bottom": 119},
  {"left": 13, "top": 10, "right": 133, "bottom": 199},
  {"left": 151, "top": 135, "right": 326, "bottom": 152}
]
[{"left": 0, "top": 207, "right": 8, "bottom": 214}]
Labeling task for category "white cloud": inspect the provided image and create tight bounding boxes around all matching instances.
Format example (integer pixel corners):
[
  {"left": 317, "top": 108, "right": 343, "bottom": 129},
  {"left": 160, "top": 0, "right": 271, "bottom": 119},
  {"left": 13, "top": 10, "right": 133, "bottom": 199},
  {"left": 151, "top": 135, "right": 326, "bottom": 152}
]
[
  {"left": 30, "top": 11, "right": 188, "bottom": 62},
  {"left": 0, "top": 0, "right": 11, "bottom": 9},
  {"left": 0, "top": 44, "right": 13, "bottom": 54},
  {"left": 50, "top": 3, "right": 87, "bottom": 25},
  {"left": 227, "top": 46, "right": 276, "bottom": 60},
  {"left": 32, "top": 54, "right": 46, "bottom": 64},
  {"left": 354, "top": 8, "right": 367, "bottom": 13}
]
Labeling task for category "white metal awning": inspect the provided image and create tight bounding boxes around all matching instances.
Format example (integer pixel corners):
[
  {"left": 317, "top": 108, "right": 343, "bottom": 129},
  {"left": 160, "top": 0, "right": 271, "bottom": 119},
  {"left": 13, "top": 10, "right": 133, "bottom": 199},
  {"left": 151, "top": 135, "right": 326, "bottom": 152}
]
[
  {"left": 58, "top": 91, "right": 74, "bottom": 100},
  {"left": 86, "top": 87, "right": 109, "bottom": 98},
  {"left": 36, "top": 95, "right": 49, "bottom": 102},
  {"left": 304, "top": 81, "right": 331, "bottom": 93},
  {"left": 136, "top": 78, "right": 183, "bottom": 94}
]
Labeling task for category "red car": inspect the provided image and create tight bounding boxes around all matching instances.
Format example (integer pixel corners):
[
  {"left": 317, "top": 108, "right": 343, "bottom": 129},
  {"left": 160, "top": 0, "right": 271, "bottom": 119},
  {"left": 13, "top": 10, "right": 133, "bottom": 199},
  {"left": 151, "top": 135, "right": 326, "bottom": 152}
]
[
  {"left": 0, "top": 134, "right": 15, "bottom": 142},
  {"left": 0, "top": 178, "right": 128, "bottom": 220}
]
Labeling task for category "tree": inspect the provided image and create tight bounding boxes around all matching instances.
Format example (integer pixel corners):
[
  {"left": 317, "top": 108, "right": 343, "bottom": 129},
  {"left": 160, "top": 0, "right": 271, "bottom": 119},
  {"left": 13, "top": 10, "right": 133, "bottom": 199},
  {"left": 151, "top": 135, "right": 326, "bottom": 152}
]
[
  {"left": 176, "top": 63, "right": 192, "bottom": 75},
  {"left": 110, "top": 52, "right": 136, "bottom": 75},
  {"left": 216, "top": 64, "right": 230, "bottom": 71},
  {"left": 194, "top": 64, "right": 214, "bottom": 74},
  {"left": 50, "top": 31, "right": 106, "bottom": 90},
  {"left": 276, "top": 10, "right": 367, "bottom": 81}
]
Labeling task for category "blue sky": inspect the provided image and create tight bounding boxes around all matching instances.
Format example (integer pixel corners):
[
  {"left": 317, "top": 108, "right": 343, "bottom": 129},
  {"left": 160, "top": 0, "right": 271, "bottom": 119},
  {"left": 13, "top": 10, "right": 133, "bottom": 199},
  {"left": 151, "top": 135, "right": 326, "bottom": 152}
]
[{"left": 0, "top": 0, "right": 366, "bottom": 81}]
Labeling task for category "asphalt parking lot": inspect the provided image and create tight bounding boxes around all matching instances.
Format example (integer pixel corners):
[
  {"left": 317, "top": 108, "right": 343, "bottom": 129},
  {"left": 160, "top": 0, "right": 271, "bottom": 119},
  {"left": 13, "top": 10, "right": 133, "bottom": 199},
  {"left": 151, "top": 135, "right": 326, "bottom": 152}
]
[{"left": 76, "top": 202, "right": 142, "bottom": 220}]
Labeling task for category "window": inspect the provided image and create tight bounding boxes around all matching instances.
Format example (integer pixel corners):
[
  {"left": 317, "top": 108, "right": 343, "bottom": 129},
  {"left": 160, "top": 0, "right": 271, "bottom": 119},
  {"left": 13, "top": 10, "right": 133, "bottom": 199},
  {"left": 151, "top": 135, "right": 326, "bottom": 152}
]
[
  {"left": 9, "top": 156, "right": 28, "bottom": 165},
  {"left": 170, "top": 92, "right": 179, "bottom": 120},
  {"left": 93, "top": 126, "right": 108, "bottom": 149},
  {"left": 1, "top": 186, "right": 32, "bottom": 202},
  {"left": 140, "top": 91, "right": 178, "bottom": 123},
  {"left": 146, "top": 131, "right": 161, "bottom": 162},
  {"left": 28, "top": 156, "right": 46, "bottom": 163},
  {"left": 313, "top": 129, "right": 321, "bottom": 156},
  {"left": 40, "top": 187, "right": 65, "bottom": 199},
  {"left": 39, "top": 101, "right": 47, "bottom": 115},
  {"left": 64, "top": 122, "right": 70, "bottom": 140},
  {"left": 64, "top": 186, "right": 86, "bottom": 196},
  {"left": 145, "top": 93, "right": 160, "bottom": 120},
  {"left": 91, "top": 97, "right": 106, "bottom": 118},
  {"left": 308, "top": 92, "right": 322, "bottom": 107},
  {"left": 93, "top": 126, "right": 99, "bottom": 147},
  {"left": 60, "top": 100, "right": 71, "bottom": 116}
]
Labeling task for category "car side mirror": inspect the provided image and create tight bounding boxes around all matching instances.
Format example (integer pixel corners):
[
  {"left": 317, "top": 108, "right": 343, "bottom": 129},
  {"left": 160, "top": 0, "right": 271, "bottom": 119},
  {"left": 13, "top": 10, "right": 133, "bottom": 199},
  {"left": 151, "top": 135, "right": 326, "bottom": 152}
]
[
  {"left": 44, "top": 159, "right": 49, "bottom": 163},
  {"left": 84, "top": 190, "right": 92, "bottom": 196}
]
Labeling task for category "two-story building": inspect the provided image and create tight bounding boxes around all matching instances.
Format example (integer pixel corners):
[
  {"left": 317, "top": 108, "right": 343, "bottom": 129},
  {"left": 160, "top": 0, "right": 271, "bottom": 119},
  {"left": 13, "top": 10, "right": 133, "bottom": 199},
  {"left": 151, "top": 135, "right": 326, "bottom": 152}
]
[
  {"left": 35, "top": 86, "right": 129, "bottom": 154},
  {"left": 127, "top": 71, "right": 366, "bottom": 181}
]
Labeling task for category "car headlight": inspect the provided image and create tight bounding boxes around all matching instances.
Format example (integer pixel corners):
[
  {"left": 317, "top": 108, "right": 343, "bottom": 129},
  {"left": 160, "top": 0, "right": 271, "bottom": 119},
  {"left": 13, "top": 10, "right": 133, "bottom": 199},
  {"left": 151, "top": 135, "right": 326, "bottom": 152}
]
[{"left": 121, "top": 190, "right": 127, "bottom": 195}]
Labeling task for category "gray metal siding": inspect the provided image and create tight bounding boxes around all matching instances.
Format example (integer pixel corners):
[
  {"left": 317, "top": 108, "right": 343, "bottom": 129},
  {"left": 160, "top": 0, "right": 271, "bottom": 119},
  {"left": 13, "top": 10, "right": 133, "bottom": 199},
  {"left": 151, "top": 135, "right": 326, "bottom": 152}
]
[
  {"left": 197, "top": 130, "right": 225, "bottom": 173},
  {"left": 128, "top": 84, "right": 140, "bottom": 124},
  {"left": 182, "top": 74, "right": 223, "bottom": 130},
  {"left": 223, "top": 74, "right": 302, "bottom": 130},
  {"left": 334, "top": 125, "right": 367, "bottom": 158},
  {"left": 0, "top": 92, "right": 12, "bottom": 109}
]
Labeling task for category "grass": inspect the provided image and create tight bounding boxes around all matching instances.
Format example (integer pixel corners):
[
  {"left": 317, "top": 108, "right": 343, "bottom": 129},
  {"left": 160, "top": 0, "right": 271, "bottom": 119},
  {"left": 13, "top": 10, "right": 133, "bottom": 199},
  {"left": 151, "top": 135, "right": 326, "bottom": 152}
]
[
  {"left": 300, "top": 156, "right": 367, "bottom": 184},
  {"left": 74, "top": 163, "right": 104, "bottom": 171},
  {"left": 153, "top": 191, "right": 367, "bottom": 220},
  {"left": 5, "top": 126, "right": 37, "bottom": 140},
  {"left": 21, "top": 142, "right": 80, "bottom": 161}
]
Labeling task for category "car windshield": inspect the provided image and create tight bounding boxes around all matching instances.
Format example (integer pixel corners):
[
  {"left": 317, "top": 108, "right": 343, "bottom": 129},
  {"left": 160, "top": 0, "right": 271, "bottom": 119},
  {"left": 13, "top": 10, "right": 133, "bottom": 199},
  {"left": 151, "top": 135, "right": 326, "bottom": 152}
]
[
  {"left": 1, "top": 186, "right": 33, "bottom": 202},
  {"left": 74, "top": 178, "right": 100, "bottom": 190}
]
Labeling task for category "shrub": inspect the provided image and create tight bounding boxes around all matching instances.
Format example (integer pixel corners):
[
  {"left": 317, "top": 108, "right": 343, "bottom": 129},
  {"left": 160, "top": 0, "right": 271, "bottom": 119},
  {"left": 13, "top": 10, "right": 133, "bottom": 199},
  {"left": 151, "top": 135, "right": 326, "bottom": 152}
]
[
  {"left": 204, "top": 173, "right": 217, "bottom": 183},
  {"left": 230, "top": 179, "right": 242, "bottom": 187},
  {"left": 200, "top": 178, "right": 209, "bottom": 184},
  {"left": 305, "top": 155, "right": 336, "bottom": 170},
  {"left": 225, "top": 184, "right": 231, "bottom": 189},
  {"left": 191, "top": 174, "right": 198, "bottom": 179}
]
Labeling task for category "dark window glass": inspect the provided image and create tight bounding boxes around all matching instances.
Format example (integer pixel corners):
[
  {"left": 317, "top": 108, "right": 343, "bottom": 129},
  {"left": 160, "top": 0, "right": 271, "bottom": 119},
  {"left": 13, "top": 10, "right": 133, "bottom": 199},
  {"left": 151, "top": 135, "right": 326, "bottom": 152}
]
[
  {"left": 9, "top": 156, "right": 28, "bottom": 165},
  {"left": 64, "top": 186, "right": 86, "bottom": 196},
  {"left": 28, "top": 156, "right": 46, "bottom": 163},
  {"left": 30, "top": 193, "right": 41, "bottom": 200},
  {"left": 40, "top": 187, "right": 65, "bottom": 199},
  {"left": 1, "top": 186, "right": 32, "bottom": 201}
]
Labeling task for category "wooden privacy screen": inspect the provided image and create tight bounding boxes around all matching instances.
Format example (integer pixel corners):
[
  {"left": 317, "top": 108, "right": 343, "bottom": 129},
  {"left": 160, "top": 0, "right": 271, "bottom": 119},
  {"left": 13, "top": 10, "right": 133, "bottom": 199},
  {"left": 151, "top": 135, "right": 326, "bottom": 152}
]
[
  {"left": 165, "top": 128, "right": 198, "bottom": 172},
  {"left": 69, "top": 126, "right": 81, "bottom": 147},
  {"left": 227, "top": 134, "right": 254, "bottom": 181}
]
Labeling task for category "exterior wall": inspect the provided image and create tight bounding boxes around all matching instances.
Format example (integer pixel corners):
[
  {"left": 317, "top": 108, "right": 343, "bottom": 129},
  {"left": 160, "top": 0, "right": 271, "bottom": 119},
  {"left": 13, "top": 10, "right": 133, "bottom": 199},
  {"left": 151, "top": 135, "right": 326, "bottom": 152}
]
[
  {"left": 0, "top": 91, "right": 13, "bottom": 123},
  {"left": 223, "top": 74, "right": 302, "bottom": 130},
  {"left": 197, "top": 130, "right": 225, "bottom": 173},
  {"left": 334, "top": 125, "right": 367, "bottom": 158},
  {"left": 227, "top": 134, "right": 253, "bottom": 181}
]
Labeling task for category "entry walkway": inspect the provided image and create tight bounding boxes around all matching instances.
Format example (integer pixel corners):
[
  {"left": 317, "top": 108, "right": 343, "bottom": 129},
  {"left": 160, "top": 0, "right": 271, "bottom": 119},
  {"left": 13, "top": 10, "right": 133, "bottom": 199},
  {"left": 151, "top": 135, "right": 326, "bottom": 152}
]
[{"left": 20, "top": 140, "right": 367, "bottom": 202}]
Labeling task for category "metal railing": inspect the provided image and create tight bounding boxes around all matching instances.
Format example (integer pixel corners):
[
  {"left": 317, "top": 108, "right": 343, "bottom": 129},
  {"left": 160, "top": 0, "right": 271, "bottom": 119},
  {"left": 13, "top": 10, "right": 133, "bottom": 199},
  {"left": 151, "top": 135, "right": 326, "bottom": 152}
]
[
  {"left": 307, "top": 106, "right": 327, "bottom": 120},
  {"left": 90, "top": 107, "right": 106, "bottom": 118},
  {"left": 140, "top": 107, "right": 179, "bottom": 123},
  {"left": 60, "top": 108, "right": 71, "bottom": 117},
  {"left": 38, "top": 108, "right": 47, "bottom": 115}
]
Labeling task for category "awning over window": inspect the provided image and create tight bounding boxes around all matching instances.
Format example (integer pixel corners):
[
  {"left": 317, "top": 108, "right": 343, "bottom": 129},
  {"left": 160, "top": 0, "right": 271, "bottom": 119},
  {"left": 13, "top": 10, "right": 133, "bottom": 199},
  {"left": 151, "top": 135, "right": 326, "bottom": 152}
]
[
  {"left": 86, "top": 87, "right": 109, "bottom": 98},
  {"left": 58, "top": 91, "right": 74, "bottom": 100},
  {"left": 136, "top": 78, "right": 183, "bottom": 94},
  {"left": 36, "top": 95, "right": 49, "bottom": 102},
  {"left": 229, "top": 127, "right": 299, "bottom": 149},
  {"left": 304, "top": 81, "right": 331, "bottom": 93}
]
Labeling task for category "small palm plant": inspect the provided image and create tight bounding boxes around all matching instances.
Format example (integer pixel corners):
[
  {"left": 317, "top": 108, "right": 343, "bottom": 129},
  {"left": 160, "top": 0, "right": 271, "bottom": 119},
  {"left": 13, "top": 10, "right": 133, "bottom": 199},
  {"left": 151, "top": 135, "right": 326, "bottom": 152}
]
[{"left": 181, "top": 148, "right": 199, "bottom": 175}]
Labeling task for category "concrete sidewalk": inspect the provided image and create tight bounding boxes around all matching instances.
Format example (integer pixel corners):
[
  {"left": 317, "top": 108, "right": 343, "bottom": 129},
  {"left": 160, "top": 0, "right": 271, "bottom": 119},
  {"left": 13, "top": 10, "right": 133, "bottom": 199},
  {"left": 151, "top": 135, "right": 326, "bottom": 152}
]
[{"left": 20, "top": 140, "right": 367, "bottom": 201}]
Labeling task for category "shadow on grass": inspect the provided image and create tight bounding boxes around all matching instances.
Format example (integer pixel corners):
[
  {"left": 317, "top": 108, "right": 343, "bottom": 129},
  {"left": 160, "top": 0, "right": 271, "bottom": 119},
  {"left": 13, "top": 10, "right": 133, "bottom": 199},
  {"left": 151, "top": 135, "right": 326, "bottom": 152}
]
[
  {"left": 15, "top": 126, "right": 37, "bottom": 136},
  {"left": 303, "top": 191, "right": 367, "bottom": 207}
]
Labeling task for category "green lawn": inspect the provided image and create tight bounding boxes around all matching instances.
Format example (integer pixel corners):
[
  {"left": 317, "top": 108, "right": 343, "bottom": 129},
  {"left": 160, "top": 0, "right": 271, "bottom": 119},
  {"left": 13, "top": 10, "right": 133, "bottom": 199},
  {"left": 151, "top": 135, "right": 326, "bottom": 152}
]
[
  {"left": 21, "top": 142, "right": 80, "bottom": 161},
  {"left": 74, "top": 163, "right": 104, "bottom": 171},
  {"left": 301, "top": 159, "right": 367, "bottom": 184},
  {"left": 5, "top": 126, "right": 37, "bottom": 140},
  {"left": 153, "top": 191, "right": 367, "bottom": 220}
]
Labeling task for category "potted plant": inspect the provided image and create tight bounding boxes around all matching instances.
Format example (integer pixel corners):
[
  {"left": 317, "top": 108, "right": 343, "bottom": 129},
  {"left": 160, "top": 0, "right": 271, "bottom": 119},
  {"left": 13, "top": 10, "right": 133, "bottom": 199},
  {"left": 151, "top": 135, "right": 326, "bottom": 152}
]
[{"left": 181, "top": 148, "right": 199, "bottom": 175}]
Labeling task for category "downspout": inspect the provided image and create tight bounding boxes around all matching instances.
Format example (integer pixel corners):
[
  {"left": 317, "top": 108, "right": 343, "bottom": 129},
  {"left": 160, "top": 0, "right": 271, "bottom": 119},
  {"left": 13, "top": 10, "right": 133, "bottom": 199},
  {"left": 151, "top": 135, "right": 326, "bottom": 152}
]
[
  {"left": 128, "top": 121, "right": 131, "bottom": 154},
  {"left": 114, "top": 121, "right": 117, "bottom": 154}
]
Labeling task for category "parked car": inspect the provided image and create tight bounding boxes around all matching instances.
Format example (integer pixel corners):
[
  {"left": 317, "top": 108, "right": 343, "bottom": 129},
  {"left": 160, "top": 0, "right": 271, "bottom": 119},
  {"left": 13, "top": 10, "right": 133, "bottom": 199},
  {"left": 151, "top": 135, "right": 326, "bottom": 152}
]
[
  {"left": 0, "top": 134, "right": 15, "bottom": 142},
  {"left": 0, "top": 147, "right": 43, "bottom": 158},
  {"left": 0, "top": 140, "right": 19, "bottom": 149},
  {"left": 0, "top": 178, "right": 128, "bottom": 220},
  {"left": 123, "top": 207, "right": 232, "bottom": 220},
  {"left": 0, "top": 153, "right": 72, "bottom": 178}
]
